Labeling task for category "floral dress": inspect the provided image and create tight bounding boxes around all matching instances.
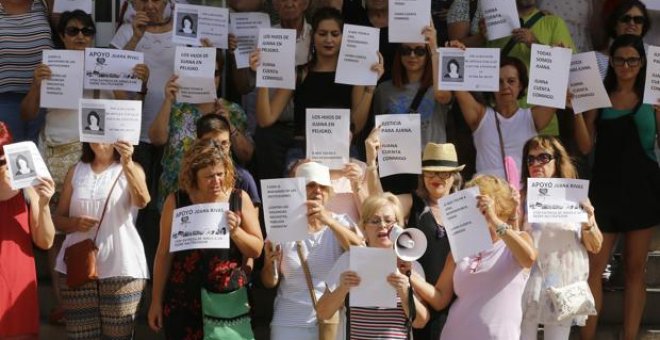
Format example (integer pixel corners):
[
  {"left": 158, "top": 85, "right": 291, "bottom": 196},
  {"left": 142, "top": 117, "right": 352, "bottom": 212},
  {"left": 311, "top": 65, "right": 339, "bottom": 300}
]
[
  {"left": 162, "top": 190, "right": 249, "bottom": 340},
  {"left": 158, "top": 100, "right": 248, "bottom": 209},
  {"left": 521, "top": 222, "right": 590, "bottom": 326}
]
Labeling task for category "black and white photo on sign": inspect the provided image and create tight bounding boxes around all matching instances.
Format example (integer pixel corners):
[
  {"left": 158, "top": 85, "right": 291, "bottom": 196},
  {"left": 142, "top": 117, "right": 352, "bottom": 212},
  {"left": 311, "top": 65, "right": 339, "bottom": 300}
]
[
  {"left": 176, "top": 12, "right": 198, "bottom": 38},
  {"left": 9, "top": 151, "right": 35, "bottom": 179},
  {"left": 442, "top": 56, "right": 464, "bottom": 82},
  {"left": 81, "top": 108, "right": 105, "bottom": 135}
]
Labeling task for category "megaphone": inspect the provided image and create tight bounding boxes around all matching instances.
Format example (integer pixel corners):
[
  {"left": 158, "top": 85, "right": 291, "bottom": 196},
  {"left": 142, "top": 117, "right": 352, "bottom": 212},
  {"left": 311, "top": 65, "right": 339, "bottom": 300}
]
[{"left": 389, "top": 225, "right": 427, "bottom": 262}]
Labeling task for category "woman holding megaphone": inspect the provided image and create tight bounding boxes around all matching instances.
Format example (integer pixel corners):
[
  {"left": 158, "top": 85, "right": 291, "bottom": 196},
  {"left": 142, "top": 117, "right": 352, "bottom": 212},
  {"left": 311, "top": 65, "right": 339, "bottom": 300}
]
[{"left": 316, "top": 193, "right": 429, "bottom": 338}]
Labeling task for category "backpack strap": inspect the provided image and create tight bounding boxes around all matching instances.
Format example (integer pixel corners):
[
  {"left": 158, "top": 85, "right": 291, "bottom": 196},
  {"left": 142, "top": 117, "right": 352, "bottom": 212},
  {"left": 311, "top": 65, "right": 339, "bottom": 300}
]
[{"left": 500, "top": 11, "right": 545, "bottom": 57}]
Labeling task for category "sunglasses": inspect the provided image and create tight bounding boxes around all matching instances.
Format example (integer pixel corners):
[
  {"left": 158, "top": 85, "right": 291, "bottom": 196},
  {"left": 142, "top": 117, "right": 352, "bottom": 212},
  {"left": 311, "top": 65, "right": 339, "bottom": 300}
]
[
  {"left": 400, "top": 46, "right": 427, "bottom": 57},
  {"left": 423, "top": 171, "right": 453, "bottom": 180},
  {"left": 64, "top": 27, "right": 96, "bottom": 37},
  {"left": 611, "top": 57, "right": 642, "bottom": 67},
  {"left": 619, "top": 15, "right": 645, "bottom": 25},
  {"left": 526, "top": 152, "right": 554, "bottom": 166}
]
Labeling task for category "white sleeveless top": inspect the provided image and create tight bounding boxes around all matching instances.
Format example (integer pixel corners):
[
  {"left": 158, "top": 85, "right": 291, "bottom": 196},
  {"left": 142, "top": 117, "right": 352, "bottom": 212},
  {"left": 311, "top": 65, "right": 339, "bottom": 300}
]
[
  {"left": 55, "top": 162, "right": 149, "bottom": 279},
  {"left": 473, "top": 107, "right": 537, "bottom": 179}
]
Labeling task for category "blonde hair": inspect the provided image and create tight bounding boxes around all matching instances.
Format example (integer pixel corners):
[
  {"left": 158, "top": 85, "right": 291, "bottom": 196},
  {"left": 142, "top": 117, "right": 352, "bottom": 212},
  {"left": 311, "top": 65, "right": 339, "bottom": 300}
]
[
  {"left": 179, "top": 139, "right": 236, "bottom": 193},
  {"left": 359, "top": 193, "right": 404, "bottom": 232},
  {"left": 465, "top": 175, "right": 517, "bottom": 222}
]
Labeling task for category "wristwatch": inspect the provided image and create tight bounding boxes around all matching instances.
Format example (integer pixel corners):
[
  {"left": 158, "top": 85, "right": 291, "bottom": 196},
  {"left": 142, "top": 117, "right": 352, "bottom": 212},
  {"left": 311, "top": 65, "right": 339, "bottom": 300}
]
[{"left": 496, "top": 223, "right": 511, "bottom": 237}]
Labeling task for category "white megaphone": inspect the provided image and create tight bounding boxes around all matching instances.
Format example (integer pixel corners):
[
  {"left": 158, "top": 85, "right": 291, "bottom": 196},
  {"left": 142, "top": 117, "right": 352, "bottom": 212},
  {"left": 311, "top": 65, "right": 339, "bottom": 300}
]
[{"left": 389, "top": 225, "right": 427, "bottom": 262}]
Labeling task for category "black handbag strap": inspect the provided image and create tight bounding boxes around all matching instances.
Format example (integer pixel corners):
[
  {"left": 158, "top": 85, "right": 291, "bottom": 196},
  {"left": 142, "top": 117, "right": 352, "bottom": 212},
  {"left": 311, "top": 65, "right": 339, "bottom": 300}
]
[
  {"left": 92, "top": 169, "right": 123, "bottom": 243},
  {"left": 493, "top": 111, "right": 510, "bottom": 180},
  {"left": 500, "top": 11, "right": 545, "bottom": 57},
  {"left": 408, "top": 86, "right": 429, "bottom": 113}
]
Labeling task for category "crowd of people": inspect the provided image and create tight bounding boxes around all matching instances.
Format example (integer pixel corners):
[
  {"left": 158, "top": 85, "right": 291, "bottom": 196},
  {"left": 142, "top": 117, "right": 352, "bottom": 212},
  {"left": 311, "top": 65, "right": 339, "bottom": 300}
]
[{"left": 1, "top": 0, "right": 660, "bottom": 340}]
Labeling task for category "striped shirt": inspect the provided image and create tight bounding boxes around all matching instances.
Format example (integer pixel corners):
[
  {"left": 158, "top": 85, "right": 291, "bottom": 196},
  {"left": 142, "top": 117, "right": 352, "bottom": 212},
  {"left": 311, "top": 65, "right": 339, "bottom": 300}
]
[{"left": 0, "top": 0, "right": 53, "bottom": 93}]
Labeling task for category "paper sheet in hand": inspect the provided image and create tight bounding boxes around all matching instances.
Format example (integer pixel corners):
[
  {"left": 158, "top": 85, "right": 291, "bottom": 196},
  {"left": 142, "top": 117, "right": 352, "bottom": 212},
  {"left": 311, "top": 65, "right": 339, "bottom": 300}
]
[
  {"left": 41, "top": 50, "right": 84, "bottom": 110},
  {"left": 172, "top": 4, "right": 229, "bottom": 48},
  {"left": 256, "top": 28, "right": 296, "bottom": 89},
  {"left": 481, "top": 0, "right": 520, "bottom": 40},
  {"left": 349, "top": 246, "right": 397, "bottom": 308},
  {"left": 642, "top": 0, "right": 660, "bottom": 11},
  {"left": 527, "top": 178, "right": 589, "bottom": 224},
  {"left": 175, "top": 47, "right": 217, "bottom": 104},
  {"left": 388, "top": 0, "right": 431, "bottom": 43},
  {"left": 439, "top": 187, "right": 493, "bottom": 261},
  {"left": 170, "top": 202, "right": 230, "bottom": 252},
  {"left": 568, "top": 52, "right": 612, "bottom": 113},
  {"left": 230, "top": 12, "right": 271, "bottom": 69},
  {"left": 261, "top": 178, "right": 308, "bottom": 243},
  {"left": 306, "top": 108, "right": 350, "bottom": 169},
  {"left": 79, "top": 99, "right": 142, "bottom": 145},
  {"left": 527, "top": 44, "right": 571, "bottom": 109},
  {"left": 336, "top": 24, "right": 380, "bottom": 86},
  {"left": 53, "top": 0, "right": 92, "bottom": 13},
  {"left": 644, "top": 45, "right": 660, "bottom": 105},
  {"left": 374, "top": 114, "right": 422, "bottom": 177},
  {"left": 3, "top": 142, "right": 52, "bottom": 190},
  {"left": 438, "top": 48, "right": 500, "bottom": 92},
  {"left": 84, "top": 48, "right": 143, "bottom": 92}
]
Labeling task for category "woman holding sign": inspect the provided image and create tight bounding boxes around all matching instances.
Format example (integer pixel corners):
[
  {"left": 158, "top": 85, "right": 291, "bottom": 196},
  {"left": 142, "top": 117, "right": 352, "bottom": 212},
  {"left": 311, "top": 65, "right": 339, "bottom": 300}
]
[
  {"left": 519, "top": 135, "right": 602, "bottom": 340},
  {"left": 409, "top": 175, "right": 536, "bottom": 339},
  {"left": 149, "top": 139, "right": 263, "bottom": 339},
  {"left": 574, "top": 34, "right": 660, "bottom": 340}
]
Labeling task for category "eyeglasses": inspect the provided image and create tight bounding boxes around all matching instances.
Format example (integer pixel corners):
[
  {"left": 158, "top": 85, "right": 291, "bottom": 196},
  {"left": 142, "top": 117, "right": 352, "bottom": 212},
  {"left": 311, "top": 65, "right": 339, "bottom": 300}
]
[
  {"left": 611, "top": 57, "right": 642, "bottom": 67},
  {"left": 423, "top": 171, "right": 453, "bottom": 180},
  {"left": 526, "top": 152, "right": 554, "bottom": 166},
  {"left": 367, "top": 218, "right": 396, "bottom": 227},
  {"left": 64, "top": 27, "right": 96, "bottom": 37},
  {"left": 619, "top": 15, "right": 645, "bottom": 25},
  {"left": 400, "top": 46, "right": 427, "bottom": 57}
]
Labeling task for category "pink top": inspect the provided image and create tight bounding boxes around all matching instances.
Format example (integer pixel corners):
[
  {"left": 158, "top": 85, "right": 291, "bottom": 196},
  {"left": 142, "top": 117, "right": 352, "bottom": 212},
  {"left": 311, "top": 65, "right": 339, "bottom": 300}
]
[{"left": 440, "top": 240, "right": 528, "bottom": 340}]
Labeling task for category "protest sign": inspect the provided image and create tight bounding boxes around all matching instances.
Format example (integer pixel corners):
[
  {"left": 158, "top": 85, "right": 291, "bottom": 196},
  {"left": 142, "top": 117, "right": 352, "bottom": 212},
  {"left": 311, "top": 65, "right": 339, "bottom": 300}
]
[
  {"left": 439, "top": 187, "right": 493, "bottom": 261},
  {"left": 174, "top": 47, "right": 217, "bottom": 104},
  {"left": 481, "top": 0, "right": 520, "bottom": 40},
  {"left": 642, "top": 0, "right": 660, "bottom": 11},
  {"left": 374, "top": 114, "right": 422, "bottom": 177},
  {"left": 306, "top": 109, "right": 350, "bottom": 169},
  {"left": 350, "top": 246, "right": 397, "bottom": 308},
  {"left": 438, "top": 48, "right": 500, "bottom": 91},
  {"left": 84, "top": 48, "right": 143, "bottom": 92},
  {"left": 172, "top": 4, "right": 229, "bottom": 48},
  {"left": 256, "top": 28, "right": 296, "bottom": 89},
  {"left": 79, "top": 99, "right": 142, "bottom": 145},
  {"left": 230, "top": 12, "right": 271, "bottom": 69},
  {"left": 3, "top": 142, "right": 52, "bottom": 190},
  {"left": 568, "top": 52, "right": 612, "bottom": 113},
  {"left": 53, "top": 0, "right": 92, "bottom": 13},
  {"left": 41, "top": 50, "right": 84, "bottom": 110},
  {"left": 527, "top": 178, "right": 589, "bottom": 224},
  {"left": 261, "top": 177, "right": 308, "bottom": 243},
  {"left": 527, "top": 44, "right": 571, "bottom": 109},
  {"left": 170, "top": 203, "right": 230, "bottom": 252},
  {"left": 336, "top": 24, "right": 380, "bottom": 86},
  {"left": 388, "top": 0, "right": 431, "bottom": 43},
  {"left": 644, "top": 45, "right": 660, "bottom": 105}
]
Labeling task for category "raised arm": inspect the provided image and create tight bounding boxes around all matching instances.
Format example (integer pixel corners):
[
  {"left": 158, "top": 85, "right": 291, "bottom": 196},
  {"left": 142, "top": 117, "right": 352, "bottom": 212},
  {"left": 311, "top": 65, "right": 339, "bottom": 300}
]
[
  {"left": 454, "top": 90, "right": 486, "bottom": 131},
  {"left": 27, "top": 178, "right": 56, "bottom": 249},
  {"left": 317, "top": 270, "right": 359, "bottom": 320},
  {"left": 426, "top": 25, "right": 452, "bottom": 105},
  {"left": 352, "top": 52, "right": 384, "bottom": 135},
  {"left": 121, "top": 11, "right": 148, "bottom": 51},
  {"left": 573, "top": 109, "right": 597, "bottom": 155},
  {"left": 250, "top": 50, "right": 294, "bottom": 127},
  {"left": 409, "top": 255, "right": 455, "bottom": 311},
  {"left": 114, "top": 141, "right": 151, "bottom": 208},
  {"left": 228, "top": 33, "right": 256, "bottom": 95},
  {"left": 149, "top": 75, "right": 178, "bottom": 146},
  {"left": 21, "top": 64, "right": 51, "bottom": 121},
  {"left": 530, "top": 105, "right": 557, "bottom": 131}
]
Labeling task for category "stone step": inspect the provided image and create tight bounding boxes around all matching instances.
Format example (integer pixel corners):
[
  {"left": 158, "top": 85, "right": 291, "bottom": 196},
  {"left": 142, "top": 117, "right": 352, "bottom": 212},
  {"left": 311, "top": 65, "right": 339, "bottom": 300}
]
[
  {"left": 567, "top": 325, "right": 660, "bottom": 340},
  {"left": 598, "top": 288, "right": 660, "bottom": 325}
]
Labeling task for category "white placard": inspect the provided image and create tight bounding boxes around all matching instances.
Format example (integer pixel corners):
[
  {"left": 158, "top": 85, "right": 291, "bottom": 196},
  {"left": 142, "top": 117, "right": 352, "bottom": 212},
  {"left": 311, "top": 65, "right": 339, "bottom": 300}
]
[
  {"left": 374, "top": 114, "right": 422, "bottom": 177},
  {"left": 643, "top": 0, "right": 660, "bottom": 11},
  {"left": 438, "top": 48, "right": 500, "bottom": 92},
  {"left": 644, "top": 45, "right": 660, "bottom": 105},
  {"left": 172, "top": 4, "right": 228, "bottom": 48},
  {"left": 169, "top": 202, "right": 230, "bottom": 252},
  {"left": 527, "top": 44, "right": 572, "bottom": 109},
  {"left": 78, "top": 99, "right": 142, "bottom": 145},
  {"left": 439, "top": 187, "right": 493, "bottom": 261},
  {"left": 3, "top": 142, "right": 52, "bottom": 190},
  {"left": 306, "top": 108, "right": 350, "bottom": 169},
  {"left": 336, "top": 24, "right": 380, "bottom": 86},
  {"left": 53, "top": 0, "right": 92, "bottom": 13},
  {"left": 174, "top": 47, "right": 217, "bottom": 104},
  {"left": 256, "top": 28, "right": 296, "bottom": 89},
  {"left": 388, "top": 0, "right": 431, "bottom": 43},
  {"left": 527, "top": 178, "right": 589, "bottom": 224},
  {"left": 84, "top": 48, "right": 144, "bottom": 92},
  {"left": 40, "top": 50, "right": 84, "bottom": 110},
  {"left": 261, "top": 178, "right": 308, "bottom": 243},
  {"left": 230, "top": 12, "right": 271, "bottom": 69},
  {"left": 349, "top": 246, "right": 397, "bottom": 308},
  {"left": 568, "top": 52, "right": 612, "bottom": 113},
  {"left": 481, "top": 0, "right": 520, "bottom": 41}
]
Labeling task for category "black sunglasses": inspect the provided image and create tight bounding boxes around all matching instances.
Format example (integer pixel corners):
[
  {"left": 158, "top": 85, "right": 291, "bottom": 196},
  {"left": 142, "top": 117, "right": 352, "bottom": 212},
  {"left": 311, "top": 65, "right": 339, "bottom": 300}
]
[
  {"left": 400, "top": 46, "right": 427, "bottom": 57},
  {"left": 526, "top": 153, "right": 554, "bottom": 166},
  {"left": 64, "top": 27, "right": 96, "bottom": 37},
  {"left": 619, "top": 15, "right": 645, "bottom": 25}
]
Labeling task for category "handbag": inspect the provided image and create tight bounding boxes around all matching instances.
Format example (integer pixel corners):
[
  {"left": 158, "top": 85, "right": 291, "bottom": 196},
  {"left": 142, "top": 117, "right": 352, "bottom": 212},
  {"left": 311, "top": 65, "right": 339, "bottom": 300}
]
[
  {"left": 547, "top": 281, "right": 597, "bottom": 322},
  {"left": 296, "top": 241, "right": 340, "bottom": 340},
  {"left": 63, "top": 170, "right": 122, "bottom": 289}
]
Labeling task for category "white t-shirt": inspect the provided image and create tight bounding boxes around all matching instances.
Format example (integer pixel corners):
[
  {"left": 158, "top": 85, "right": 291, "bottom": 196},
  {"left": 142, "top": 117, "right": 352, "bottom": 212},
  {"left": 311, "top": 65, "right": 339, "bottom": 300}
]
[
  {"left": 55, "top": 162, "right": 149, "bottom": 279},
  {"left": 270, "top": 213, "right": 353, "bottom": 328},
  {"left": 110, "top": 24, "right": 178, "bottom": 143},
  {"left": 473, "top": 107, "right": 537, "bottom": 179}
]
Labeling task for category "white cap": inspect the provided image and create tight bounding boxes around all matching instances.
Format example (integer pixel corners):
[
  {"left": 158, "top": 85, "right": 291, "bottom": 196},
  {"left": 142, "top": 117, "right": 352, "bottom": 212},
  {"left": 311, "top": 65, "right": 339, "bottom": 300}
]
[{"left": 295, "top": 162, "right": 331, "bottom": 187}]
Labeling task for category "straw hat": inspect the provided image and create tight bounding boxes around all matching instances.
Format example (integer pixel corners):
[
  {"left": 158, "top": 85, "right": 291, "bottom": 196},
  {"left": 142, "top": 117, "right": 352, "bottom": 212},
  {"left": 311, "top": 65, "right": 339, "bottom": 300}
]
[
  {"left": 295, "top": 161, "right": 332, "bottom": 187},
  {"left": 421, "top": 143, "right": 465, "bottom": 172}
]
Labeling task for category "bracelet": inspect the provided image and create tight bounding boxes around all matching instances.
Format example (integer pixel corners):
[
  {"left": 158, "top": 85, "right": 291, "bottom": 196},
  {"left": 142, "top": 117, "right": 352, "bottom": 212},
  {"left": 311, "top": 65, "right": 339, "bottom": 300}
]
[{"left": 496, "top": 222, "right": 511, "bottom": 237}]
